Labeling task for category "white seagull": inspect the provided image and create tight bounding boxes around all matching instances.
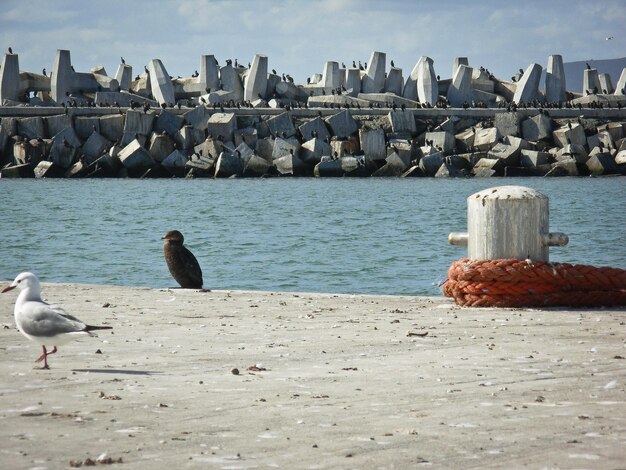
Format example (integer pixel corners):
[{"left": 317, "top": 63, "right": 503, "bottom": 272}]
[
  {"left": 606, "top": 36, "right": 614, "bottom": 40},
  {"left": 2, "top": 272, "right": 112, "bottom": 369}
]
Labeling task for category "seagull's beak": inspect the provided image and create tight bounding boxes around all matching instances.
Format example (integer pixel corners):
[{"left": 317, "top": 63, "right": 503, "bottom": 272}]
[{"left": 1, "top": 284, "right": 16, "bottom": 293}]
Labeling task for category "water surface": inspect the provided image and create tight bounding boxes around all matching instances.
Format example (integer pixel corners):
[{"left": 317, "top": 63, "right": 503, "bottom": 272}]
[{"left": 1, "top": 177, "right": 624, "bottom": 295}]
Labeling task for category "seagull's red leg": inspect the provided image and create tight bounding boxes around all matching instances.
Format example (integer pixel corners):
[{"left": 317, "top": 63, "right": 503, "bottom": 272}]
[{"left": 35, "top": 346, "right": 56, "bottom": 369}]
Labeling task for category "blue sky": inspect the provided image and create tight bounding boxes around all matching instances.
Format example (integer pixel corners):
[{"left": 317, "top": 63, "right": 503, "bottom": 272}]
[{"left": 1, "top": 0, "right": 624, "bottom": 83}]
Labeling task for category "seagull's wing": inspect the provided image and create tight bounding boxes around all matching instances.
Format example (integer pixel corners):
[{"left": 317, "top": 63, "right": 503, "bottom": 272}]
[{"left": 18, "top": 301, "right": 87, "bottom": 337}]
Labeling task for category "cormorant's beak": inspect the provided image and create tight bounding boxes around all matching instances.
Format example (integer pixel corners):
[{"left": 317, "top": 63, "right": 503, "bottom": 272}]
[{"left": 1, "top": 284, "right": 16, "bottom": 293}]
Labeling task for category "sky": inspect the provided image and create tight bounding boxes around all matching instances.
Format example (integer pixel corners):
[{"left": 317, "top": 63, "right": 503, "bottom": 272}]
[{"left": 1, "top": 0, "right": 624, "bottom": 84}]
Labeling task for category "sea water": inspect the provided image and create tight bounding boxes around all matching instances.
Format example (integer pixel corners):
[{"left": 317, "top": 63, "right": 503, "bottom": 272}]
[{"left": 1, "top": 177, "right": 624, "bottom": 295}]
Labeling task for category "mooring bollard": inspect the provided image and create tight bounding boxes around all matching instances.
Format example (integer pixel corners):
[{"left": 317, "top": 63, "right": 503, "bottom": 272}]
[{"left": 448, "top": 185, "right": 568, "bottom": 261}]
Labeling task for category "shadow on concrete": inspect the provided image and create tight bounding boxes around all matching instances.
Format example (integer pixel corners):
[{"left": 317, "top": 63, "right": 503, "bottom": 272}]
[{"left": 72, "top": 368, "right": 161, "bottom": 375}]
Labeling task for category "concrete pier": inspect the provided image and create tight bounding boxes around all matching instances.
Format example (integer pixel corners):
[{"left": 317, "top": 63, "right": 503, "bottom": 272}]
[{"left": 0, "top": 283, "right": 624, "bottom": 469}]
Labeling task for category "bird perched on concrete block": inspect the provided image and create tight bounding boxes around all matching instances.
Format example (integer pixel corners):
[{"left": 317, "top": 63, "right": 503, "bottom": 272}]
[
  {"left": 162, "top": 230, "right": 204, "bottom": 289},
  {"left": 2, "top": 272, "right": 112, "bottom": 369}
]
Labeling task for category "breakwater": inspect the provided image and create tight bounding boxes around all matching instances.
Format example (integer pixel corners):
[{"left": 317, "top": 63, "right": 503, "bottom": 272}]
[{"left": 1, "top": 49, "right": 625, "bottom": 178}]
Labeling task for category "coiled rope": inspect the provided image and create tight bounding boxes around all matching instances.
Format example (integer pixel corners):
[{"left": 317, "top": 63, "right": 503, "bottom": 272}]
[{"left": 442, "top": 258, "right": 626, "bottom": 308}]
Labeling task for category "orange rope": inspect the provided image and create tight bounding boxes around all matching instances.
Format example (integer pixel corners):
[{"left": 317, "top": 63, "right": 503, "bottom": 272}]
[{"left": 442, "top": 258, "right": 626, "bottom": 308}]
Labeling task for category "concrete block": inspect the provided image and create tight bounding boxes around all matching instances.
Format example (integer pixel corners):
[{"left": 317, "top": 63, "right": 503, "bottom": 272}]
[
  {"left": 447, "top": 64, "right": 473, "bottom": 107},
  {"left": 512, "top": 63, "right": 542, "bottom": 104},
  {"left": 615, "top": 68, "right": 626, "bottom": 95},
  {"left": 147, "top": 59, "right": 175, "bottom": 106},
  {"left": 206, "top": 112, "right": 237, "bottom": 142},
  {"left": 12, "top": 140, "right": 44, "bottom": 166},
  {"left": 344, "top": 68, "right": 361, "bottom": 95},
  {"left": 587, "top": 131, "right": 614, "bottom": 151},
  {"left": 234, "top": 127, "right": 258, "bottom": 148},
  {"left": 359, "top": 127, "right": 386, "bottom": 161},
  {"left": 234, "top": 142, "right": 255, "bottom": 165},
  {"left": 321, "top": 61, "right": 340, "bottom": 88},
  {"left": 201, "top": 55, "right": 221, "bottom": 92},
  {"left": 0, "top": 117, "right": 17, "bottom": 155},
  {"left": 161, "top": 150, "right": 189, "bottom": 176},
  {"left": 148, "top": 132, "right": 176, "bottom": 162},
  {"left": 266, "top": 112, "right": 296, "bottom": 138},
  {"left": 547, "top": 159, "right": 578, "bottom": 176},
  {"left": 299, "top": 116, "right": 331, "bottom": 142},
  {"left": 388, "top": 110, "right": 416, "bottom": 134},
  {"left": 256, "top": 137, "right": 274, "bottom": 161},
  {"left": 175, "top": 125, "right": 204, "bottom": 151},
  {"left": 184, "top": 105, "right": 210, "bottom": 130},
  {"left": 362, "top": 51, "right": 386, "bottom": 93},
  {"left": 309, "top": 94, "right": 371, "bottom": 108},
  {"left": 384, "top": 67, "right": 403, "bottom": 96},
  {"left": 487, "top": 142, "right": 521, "bottom": 166},
  {"left": 94, "top": 91, "right": 157, "bottom": 108},
  {"left": 34, "top": 161, "right": 64, "bottom": 178},
  {"left": 472, "top": 158, "right": 504, "bottom": 177},
  {"left": 455, "top": 127, "right": 475, "bottom": 152},
  {"left": 471, "top": 69, "right": 494, "bottom": 93},
  {"left": 17, "top": 117, "right": 45, "bottom": 140},
  {"left": 556, "top": 144, "right": 588, "bottom": 164},
  {"left": 325, "top": 109, "right": 358, "bottom": 138},
  {"left": 452, "top": 57, "right": 469, "bottom": 79},
  {"left": 275, "top": 81, "right": 308, "bottom": 102},
  {"left": 597, "top": 122, "right": 623, "bottom": 143},
  {"left": 215, "top": 151, "right": 244, "bottom": 178},
  {"left": 49, "top": 127, "right": 81, "bottom": 168},
  {"left": 521, "top": 113, "right": 553, "bottom": 141},
  {"left": 244, "top": 153, "right": 271, "bottom": 177},
  {"left": 273, "top": 153, "right": 309, "bottom": 176},
  {"left": 118, "top": 139, "right": 155, "bottom": 171},
  {"left": 219, "top": 65, "right": 244, "bottom": 102},
  {"left": 50, "top": 49, "right": 118, "bottom": 104},
  {"left": 425, "top": 131, "right": 454, "bottom": 153},
  {"left": 314, "top": 158, "right": 343, "bottom": 177},
  {"left": 74, "top": 116, "right": 100, "bottom": 141},
  {"left": 419, "top": 152, "right": 444, "bottom": 176},
  {"left": 330, "top": 138, "right": 358, "bottom": 158},
  {"left": 82, "top": 132, "right": 111, "bottom": 163},
  {"left": 544, "top": 55, "right": 566, "bottom": 103},
  {"left": 372, "top": 152, "right": 408, "bottom": 176},
  {"left": 598, "top": 73, "right": 613, "bottom": 94},
  {"left": 124, "top": 109, "right": 155, "bottom": 140},
  {"left": 0, "top": 52, "right": 20, "bottom": 103},
  {"left": 417, "top": 57, "right": 438, "bottom": 105},
  {"left": 272, "top": 136, "right": 300, "bottom": 160},
  {"left": 402, "top": 57, "right": 423, "bottom": 101},
  {"left": 552, "top": 123, "right": 586, "bottom": 147},
  {"left": 520, "top": 149, "right": 550, "bottom": 168},
  {"left": 300, "top": 137, "right": 332, "bottom": 165},
  {"left": 115, "top": 64, "right": 133, "bottom": 91},
  {"left": 473, "top": 127, "right": 500, "bottom": 151},
  {"left": 244, "top": 54, "right": 268, "bottom": 101},
  {"left": 494, "top": 112, "right": 521, "bottom": 137},
  {"left": 585, "top": 152, "right": 619, "bottom": 175},
  {"left": 154, "top": 110, "right": 184, "bottom": 136},
  {"left": 99, "top": 114, "right": 125, "bottom": 142},
  {"left": 583, "top": 68, "right": 601, "bottom": 93}
]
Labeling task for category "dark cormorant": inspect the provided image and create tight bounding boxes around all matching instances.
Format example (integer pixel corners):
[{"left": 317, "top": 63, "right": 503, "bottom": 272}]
[
  {"left": 390, "top": 60, "right": 394, "bottom": 67},
  {"left": 121, "top": 57, "right": 125, "bottom": 64},
  {"left": 8, "top": 47, "right": 13, "bottom": 54},
  {"left": 42, "top": 68, "right": 46, "bottom": 76},
  {"left": 272, "top": 69, "right": 277, "bottom": 75},
  {"left": 162, "top": 230, "right": 203, "bottom": 289}
]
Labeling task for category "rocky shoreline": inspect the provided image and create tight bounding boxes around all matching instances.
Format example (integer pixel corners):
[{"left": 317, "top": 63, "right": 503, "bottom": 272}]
[{"left": 1, "top": 50, "right": 625, "bottom": 178}]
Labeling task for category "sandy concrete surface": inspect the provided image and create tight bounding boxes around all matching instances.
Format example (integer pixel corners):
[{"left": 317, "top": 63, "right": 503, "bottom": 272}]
[{"left": 0, "top": 282, "right": 624, "bottom": 469}]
